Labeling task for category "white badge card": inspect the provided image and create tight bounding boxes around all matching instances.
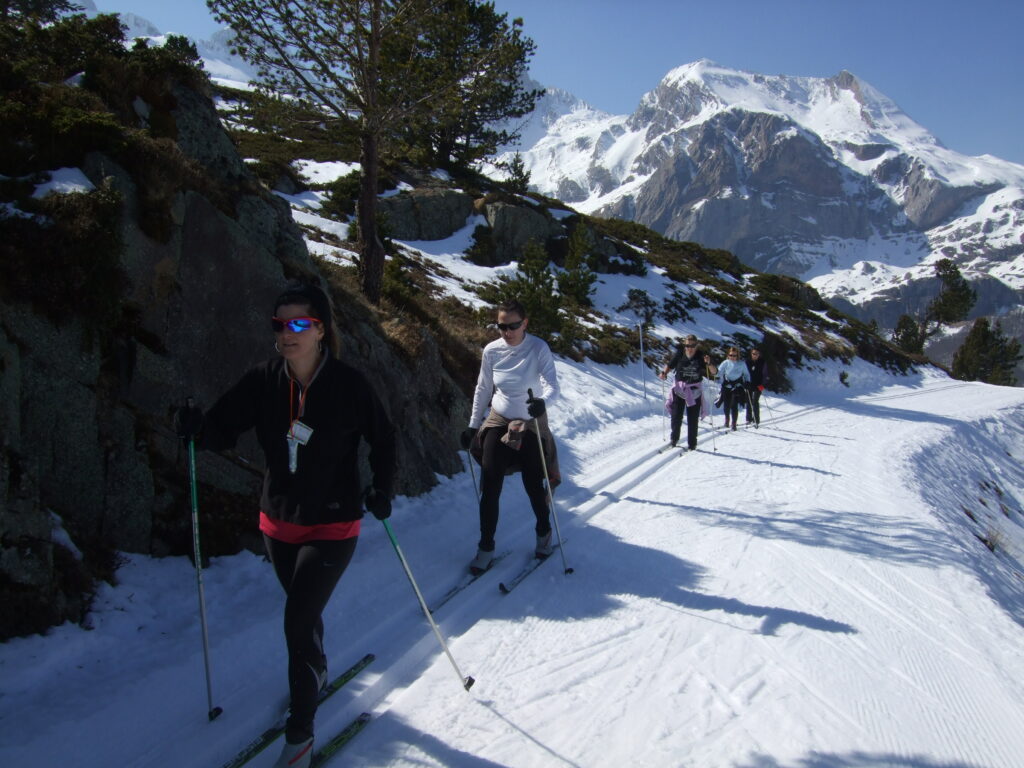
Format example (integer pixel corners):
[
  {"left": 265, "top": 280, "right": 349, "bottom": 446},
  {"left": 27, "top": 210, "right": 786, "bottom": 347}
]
[{"left": 290, "top": 420, "right": 314, "bottom": 445}]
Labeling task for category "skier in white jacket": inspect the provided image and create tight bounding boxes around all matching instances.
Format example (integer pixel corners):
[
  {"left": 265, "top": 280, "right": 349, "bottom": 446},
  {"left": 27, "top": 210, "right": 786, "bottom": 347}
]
[{"left": 460, "top": 300, "right": 560, "bottom": 573}]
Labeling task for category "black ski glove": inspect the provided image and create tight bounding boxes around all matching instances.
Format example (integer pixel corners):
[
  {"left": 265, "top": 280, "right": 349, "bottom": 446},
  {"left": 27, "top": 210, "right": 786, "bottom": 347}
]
[
  {"left": 526, "top": 394, "right": 545, "bottom": 418},
  {"left": 459, "top": 427, "right": 477, "bottom": 450},
  {"left": 364, "top": 487, "right": 392, "bottom": 520},
  {"left": 174, "top": 402, "right": 204, "bottom": 440}
]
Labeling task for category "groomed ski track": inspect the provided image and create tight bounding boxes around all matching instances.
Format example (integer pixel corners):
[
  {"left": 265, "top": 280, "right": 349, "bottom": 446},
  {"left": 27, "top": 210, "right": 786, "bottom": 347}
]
[
  {"left": 333, "top": 376, "right": 1024, "bottom": 768},
  {"left": 245, "top": 376, "right": 1021, "bottom": 768}
]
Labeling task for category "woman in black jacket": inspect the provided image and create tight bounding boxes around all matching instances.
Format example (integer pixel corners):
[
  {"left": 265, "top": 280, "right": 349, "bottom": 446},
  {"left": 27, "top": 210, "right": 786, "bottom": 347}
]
[
  {"left": 177, "top": 283, "right": 395, "bottom": 768},
  {"left": 745, "top": 347, "right": 767, "bottom": 427}
]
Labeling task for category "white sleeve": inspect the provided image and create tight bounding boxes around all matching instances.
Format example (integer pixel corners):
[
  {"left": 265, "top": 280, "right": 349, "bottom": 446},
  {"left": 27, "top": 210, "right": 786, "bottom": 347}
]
[
  {"left": 536, "top": 339, "right": 559, "bottom": 404},
  {"left": 469, "top": 349, "right": 494, "bottom": 428}
]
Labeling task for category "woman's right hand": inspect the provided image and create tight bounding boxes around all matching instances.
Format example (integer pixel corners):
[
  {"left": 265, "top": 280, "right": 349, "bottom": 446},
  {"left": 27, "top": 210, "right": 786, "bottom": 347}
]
[{"left": 459, "top": 427, "right": 477, "bottom": 450}]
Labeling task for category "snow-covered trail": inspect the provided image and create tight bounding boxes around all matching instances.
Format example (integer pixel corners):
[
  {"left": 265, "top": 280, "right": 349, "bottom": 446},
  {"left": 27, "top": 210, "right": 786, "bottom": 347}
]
[
  {"left": 342, "top": 375, "right": 1024, "bottom": 768},
  {"left": 2, "top": 366, "right": 1023, "bottom": 768}
]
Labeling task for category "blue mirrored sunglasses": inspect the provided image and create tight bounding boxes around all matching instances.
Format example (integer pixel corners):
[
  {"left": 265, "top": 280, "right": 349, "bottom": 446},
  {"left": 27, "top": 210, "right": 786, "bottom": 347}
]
[{"left": 271, "top": 316, "right": 320, "bottom": 333}]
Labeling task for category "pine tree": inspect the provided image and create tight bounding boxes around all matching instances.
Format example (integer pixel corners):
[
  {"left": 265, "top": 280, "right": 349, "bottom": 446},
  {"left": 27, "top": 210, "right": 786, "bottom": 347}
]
[
  {"left": 926, "top": 258, "right": 976, "bottom": 326},
  {"left": 504, "top": 152, "right": 530, "bottom": 194},
  {"left": 951, "top": 318, "right": 1022, "bottom": 385},
  {"left": 407, "top": 1, "right": 542, "bottom": 168},
  {"left": 892, "top": 314, "right": 925, "bottom": 354},
  {"left": 557, "top": 224, "right": 596, "bottom": 307}
]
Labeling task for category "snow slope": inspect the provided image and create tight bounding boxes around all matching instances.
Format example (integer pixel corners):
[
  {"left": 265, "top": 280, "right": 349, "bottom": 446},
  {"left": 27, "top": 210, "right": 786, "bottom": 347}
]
[{"left": 2, "top": 358, "right": 1023, "bottom": 768}]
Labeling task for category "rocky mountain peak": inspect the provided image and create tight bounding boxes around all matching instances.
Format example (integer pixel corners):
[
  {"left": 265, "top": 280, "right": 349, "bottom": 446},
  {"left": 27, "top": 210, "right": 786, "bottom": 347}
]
[{"left": 501, "top": 60, "right": 1024, "bottom": 335}]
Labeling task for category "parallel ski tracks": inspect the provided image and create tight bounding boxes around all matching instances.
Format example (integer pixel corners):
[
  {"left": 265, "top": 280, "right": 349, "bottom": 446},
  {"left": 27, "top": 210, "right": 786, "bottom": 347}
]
[{"left": 305, "top": 383, "right": 980, "bottom": 764}]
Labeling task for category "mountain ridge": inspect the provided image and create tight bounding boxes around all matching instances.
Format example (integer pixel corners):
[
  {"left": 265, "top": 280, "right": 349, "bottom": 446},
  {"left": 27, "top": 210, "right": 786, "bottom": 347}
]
[{"left": 497, "top": 59, "right": 1024, "bottom": 333}]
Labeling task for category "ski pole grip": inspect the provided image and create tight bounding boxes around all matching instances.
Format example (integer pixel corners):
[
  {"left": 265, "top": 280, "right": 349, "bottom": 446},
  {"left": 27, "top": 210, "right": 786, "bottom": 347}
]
[{"left": 528, "top": 388, "right": 534, "bottom": 400}]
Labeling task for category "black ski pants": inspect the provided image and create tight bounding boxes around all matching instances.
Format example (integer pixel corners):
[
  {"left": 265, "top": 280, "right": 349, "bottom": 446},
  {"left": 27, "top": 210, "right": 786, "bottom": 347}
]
[
  {"left": 264, "top": 534, "right": 358, "bottom": 744},
  {"left": 745, "top": 386, "right": 761, "bottom": 425},
  {"left": 478, "top": 425, "right": 551, "bottom": 552},
  {"left": 670, "top": 391, "right": 701, "bottom": 450}
]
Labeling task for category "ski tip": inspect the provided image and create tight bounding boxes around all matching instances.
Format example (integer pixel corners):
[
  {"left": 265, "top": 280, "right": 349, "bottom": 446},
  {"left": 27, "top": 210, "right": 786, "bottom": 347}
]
[
  {"left": 498, "top": 583, "right": 510, "bottom": 594},
  {"left": 463, "top": 676, "right": 476, "bottom": 691},
  {"left": 208, "top": 706, "right": 224, "bottom": 721},
  {"left": 564, "top": 567, "right": 575, "bottom": 575}
]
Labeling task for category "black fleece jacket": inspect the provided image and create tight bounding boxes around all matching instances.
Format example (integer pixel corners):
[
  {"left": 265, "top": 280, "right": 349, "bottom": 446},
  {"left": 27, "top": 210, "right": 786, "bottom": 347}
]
[{"left": 200, "top": 357, "right": 396, "bottom": 525}]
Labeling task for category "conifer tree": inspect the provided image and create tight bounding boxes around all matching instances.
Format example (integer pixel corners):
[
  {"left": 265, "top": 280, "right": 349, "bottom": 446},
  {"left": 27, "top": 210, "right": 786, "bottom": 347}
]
[
  {"left": 951, "top": 318, "right": 1022, "bottom": 385},
  {"left": 926, "top": 258, "right": 976, "bottom": 326},
  {"left": 504, "top": 152, "right": 530, "bottom": 194},
  {"left": 409, "top": 1, "right": 542, "bottom": 168},
  {"left": 892, "top": 314, "right": 925, "bottom": 354},
  {"left": 557, "top": 223, "right": 596, "bottom": 307}
]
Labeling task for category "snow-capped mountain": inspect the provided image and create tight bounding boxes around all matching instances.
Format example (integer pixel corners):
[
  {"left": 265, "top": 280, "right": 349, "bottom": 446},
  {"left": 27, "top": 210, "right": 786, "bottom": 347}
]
[{"left": 500, "top": 60, "right": 1024, "bottom": 328}]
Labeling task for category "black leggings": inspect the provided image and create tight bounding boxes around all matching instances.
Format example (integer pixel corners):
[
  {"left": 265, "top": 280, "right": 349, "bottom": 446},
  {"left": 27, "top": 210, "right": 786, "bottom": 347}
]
[
  {"left": 670, "top": 392, "right": 701, "bottom": 449},
  {"left": 263, "top": 534, "right": 357, "bottom": 743},
  {"left": 478, "top": 425, "right": 551, "bottom": 552},
  {"left": 746, "top": 387, "right": 761, "bottom": 424}
]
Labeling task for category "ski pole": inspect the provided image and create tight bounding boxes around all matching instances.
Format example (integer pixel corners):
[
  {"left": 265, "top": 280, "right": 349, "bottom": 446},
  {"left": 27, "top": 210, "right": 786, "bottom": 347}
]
[
  {"left": 528, "top": 389, "right": 574, "bottom": 576},
  {"left": 744, "top": 385, "right": 756, "bottom": 428},
  {"left": 660, "top": 375, "right": 666, "bottom": 443},
  {"left": 466, "top": 448, "right": 480, "bottom": 503},
  {"left": 761, "top": 387, "right": 776, "bottom": 422},
  {"left": 184, "top": 400, "right": 223, "bottom": 722},
  {"left": 379, "top": 518, "right": 475, "bottom": 691},
  {"left": 638, "top": 323, "right": 647, "bottom": 401},
  {"left": 704, "top": 367, "right": 718, "bottom": 452}
]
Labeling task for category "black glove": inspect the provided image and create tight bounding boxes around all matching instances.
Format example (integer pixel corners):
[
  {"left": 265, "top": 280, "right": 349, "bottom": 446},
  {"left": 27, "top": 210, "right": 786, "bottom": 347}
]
[
  {"left": 174, "top": 403, "right": 204, "bottom": 440},
  {"left": 364, "top": 487, "right": 392, "bottom": 520},
  {"left": 526, "top": 394, "right": 546, "bottom": 418},
  {"left": 459, "top": 427, "right": 477, "bottom": 450}
]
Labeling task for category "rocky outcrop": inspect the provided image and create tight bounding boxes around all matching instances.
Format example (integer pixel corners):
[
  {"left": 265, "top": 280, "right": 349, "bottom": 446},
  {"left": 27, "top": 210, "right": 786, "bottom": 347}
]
[{"left": 377, "top": 188, "right": 474, "bottom": 241}]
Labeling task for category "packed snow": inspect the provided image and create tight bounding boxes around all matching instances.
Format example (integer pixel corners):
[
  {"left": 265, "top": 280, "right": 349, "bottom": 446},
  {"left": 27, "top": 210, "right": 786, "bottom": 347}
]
[{"left": 3, "top": 342, "right": 1024, "bottom": 768}]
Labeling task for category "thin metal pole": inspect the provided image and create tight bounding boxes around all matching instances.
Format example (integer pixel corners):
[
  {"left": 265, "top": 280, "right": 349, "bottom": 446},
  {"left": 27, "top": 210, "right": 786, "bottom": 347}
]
[
  {"left": 638, "top": 323, "right": 647, "bottom": 401},
  {"left": 704, "top": 366, "right": 717, "bottom": 452},
  {"left": 380, "top": 519, "right": 475, "bottom": 691},
  {"left": 528, "top": 390, "right": 574, "bottom": 576},
  {"left": 466, "top": 448, "right": 480, "bottom": 503},
  {"left": 661, "top": 375, "right": 666, "bottom": 443},
  {"left": 186, "top": 429, "right": 222, "bottom": 721}
]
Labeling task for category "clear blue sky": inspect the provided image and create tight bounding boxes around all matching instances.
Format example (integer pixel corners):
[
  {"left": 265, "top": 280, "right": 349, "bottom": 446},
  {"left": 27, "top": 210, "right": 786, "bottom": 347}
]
[{"left": 92, "top": 0, "right": 1024, "bottom": 166}]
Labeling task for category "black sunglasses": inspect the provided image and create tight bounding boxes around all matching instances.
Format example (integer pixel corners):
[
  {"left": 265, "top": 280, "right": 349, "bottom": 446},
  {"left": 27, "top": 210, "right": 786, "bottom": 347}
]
[{"left": 497, "top": 320, "right": 524, "bottom": 332}]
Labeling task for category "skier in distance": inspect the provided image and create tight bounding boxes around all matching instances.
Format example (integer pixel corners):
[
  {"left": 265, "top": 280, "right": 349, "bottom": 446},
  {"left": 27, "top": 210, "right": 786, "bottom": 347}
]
[
  {"left": 745, "top": 347, "right": 767, "bottom": 427},
  {"left": 717, "top": 346, "right": 750, "bottom": 431}
]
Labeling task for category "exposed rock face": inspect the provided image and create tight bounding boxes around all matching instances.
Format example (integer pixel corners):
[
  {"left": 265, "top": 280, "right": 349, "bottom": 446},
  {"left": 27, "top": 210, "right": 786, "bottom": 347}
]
[
  {"left": 377, "top": 188, "right": 474, "bottom": 241},
  {"left": 483, "top": 201, "right": 564, "bottom": 264}
]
